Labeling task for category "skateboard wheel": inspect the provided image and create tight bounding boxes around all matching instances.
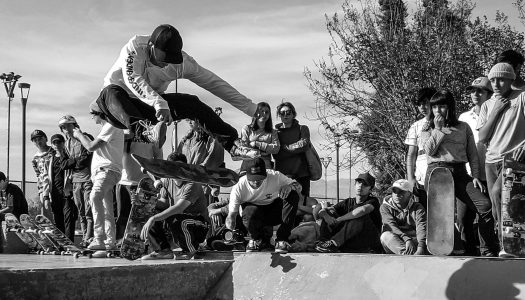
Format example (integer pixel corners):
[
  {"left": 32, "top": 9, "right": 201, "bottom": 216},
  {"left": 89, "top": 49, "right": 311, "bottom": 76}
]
[
  {"left": 107, "top": 252, "right": 113, "bottom": 258},
  {"left": 60, "top": 251, "right": 65, "bottom": 256},
  {"left": 506, "top": 168, "right": 513, "bottom": 176}
]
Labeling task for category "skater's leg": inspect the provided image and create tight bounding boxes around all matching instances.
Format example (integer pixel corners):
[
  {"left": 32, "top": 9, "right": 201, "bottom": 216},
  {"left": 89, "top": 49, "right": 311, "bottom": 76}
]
[
  {"left": 83, "top": 181, "right": 94, "bottom": 243},
  {"left": 63, "top": 194, "right": 77, "bottom": 242},
  {"left": 115, "top": 183, "right": 134, "bottom": 241},
  {"left": 50, "top": 191, "right": 66, "bottom": 234}
]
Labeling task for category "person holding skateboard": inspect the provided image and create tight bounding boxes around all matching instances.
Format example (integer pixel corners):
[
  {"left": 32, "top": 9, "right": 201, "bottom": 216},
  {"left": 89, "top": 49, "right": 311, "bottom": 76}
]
[
  {"left": 73, "top": 102, "right": 124, "bottom": 251},
  {"left": 94, "top": 23, "right": 258, "bottom": 160},
  {"left": 140, "top": 152, "right": 208, "bottom": 260},
  {"left": 421, "top": 89, "right": 499, "bottom": 256}
]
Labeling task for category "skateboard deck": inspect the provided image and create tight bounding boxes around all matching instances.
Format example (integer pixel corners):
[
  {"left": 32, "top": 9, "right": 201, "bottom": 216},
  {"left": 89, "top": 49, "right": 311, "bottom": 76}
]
[
  {"left": 120, "top": 177, "right": 159, "bottom": 260},
  {"left": 501, "top": 154, "right": 525, "bottom": 257},
  {"left": 4, "top": 213, "right": 39, "bottom": 250},
  {"left": 34, "top": 214, "right": 86, "bottom": 256},
  {"left": 19, "top": 214, "right": 60, "bottom": 253},
  {"left": 427, "top": 167, "right": 455, "bottom": 256},
  {"left": 132, "top": 154, "right": 239, "bottom": 187}
]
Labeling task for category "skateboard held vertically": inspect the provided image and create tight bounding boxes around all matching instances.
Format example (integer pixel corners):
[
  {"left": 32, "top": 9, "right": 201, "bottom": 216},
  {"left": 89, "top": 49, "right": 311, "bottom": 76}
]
[
  {"left": 427, "top": 167, "right": 455, "bottom": 256},
  {"left": 4, "top": 213, "right": 38, "bottom": 252},
  {"left": 501, "top": 154, "right": 525, "bottom": 257},
  {"left": 132, "top": 154, "right": 239, "bottom": 187},
  {"left": 120, "top": 177, "right": 159, "bottom": 260}
]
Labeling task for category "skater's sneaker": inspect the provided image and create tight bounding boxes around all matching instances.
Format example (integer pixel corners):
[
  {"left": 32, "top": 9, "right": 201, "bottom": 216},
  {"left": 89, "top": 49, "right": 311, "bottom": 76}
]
[
  {"left": 274, "top": 241, "right": 291, "bottom": 254},
  {"left": 229, "top": 142, "right": 261, "bottom": 161},
  {"left": 315, "top": 240, "right": 339, "bottom": 253},
  {"left": 498, "top": 249, "right": 516, "bottom": 258},
  {"left": 87, "top": 240, "right": 106, "bottom": 250},
  {"left": 175, "top": 251, "right": 196, "bottom": 260},
  {"left": 135, "top": 120, "right": 167, "bottom": 148},
  {"left": 141, "top": 249, "right": 174, "bottom": 260},
  {"left": 246, "top": 239, "right": 260, "bottom": 252}
]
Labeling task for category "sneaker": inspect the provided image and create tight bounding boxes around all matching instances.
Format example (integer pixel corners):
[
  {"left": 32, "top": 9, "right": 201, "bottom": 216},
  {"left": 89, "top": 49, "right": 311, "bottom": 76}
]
[
  {"left": 246, "top": 239, "right": 260, "bottom": 252},
  {"left": 136, "top": 120, "right": 167, "bottom": 148},
  {"left": 87, "top": 240, "right": 106, "bottom": 250},
  {"left": 315, "top": 240, "right": 339, "bottom": 253},
  {"left": 141, "top": 250, "right": 174, "bottom": 260},
  {"left": 105, "top": 243, "right": 118, "bottom": 251},
  {"left": 229, "top": 145, "right": 261, "bottom": 161},
  {"left": 498, "top": 249, "right": 516, "bottom": 258},
  {"left": 175, "top": 251, "right": 196, "bottom": 260},
  {"left": 274, "top": 241, "right": 291, "bottom": 253}
]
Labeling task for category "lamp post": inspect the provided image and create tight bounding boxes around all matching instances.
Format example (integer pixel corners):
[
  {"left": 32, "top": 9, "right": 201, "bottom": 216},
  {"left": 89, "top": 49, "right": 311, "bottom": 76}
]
[
  {"left": 0, "top": 72, "right": 21, "bottom": 180},
  {"left": 335, "top": 134, "right": 341, "bottom": 203},
  {"left": 320, "top": 157, "right": 332, "bottom": 200},
  {"left": 346, "top": 129, "right": 359, "bottom": 197},
  {"left": 19, "top": 83, "right": 30, "bottom": 194}
]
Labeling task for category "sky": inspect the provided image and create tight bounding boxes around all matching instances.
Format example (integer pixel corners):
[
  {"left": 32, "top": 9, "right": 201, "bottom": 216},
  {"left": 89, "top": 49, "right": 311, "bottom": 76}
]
[{"left": 0, "top": 0, "right": 523, "bottom": 192}]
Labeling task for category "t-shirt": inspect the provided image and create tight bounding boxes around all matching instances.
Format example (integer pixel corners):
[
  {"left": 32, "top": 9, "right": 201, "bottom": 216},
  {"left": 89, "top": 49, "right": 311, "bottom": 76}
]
[
  {"left": 91, "top": 122, "right": 124, "bottom": 176},
  {"left": 459, "top": 108, "right": 486, "bottom": 180},
  {"left": 332, "top": 196, "right": 382, "bottom": 230},
  {"left": 120, "top": 141, "right": 162, "bottom": 185},
  {"left": 477, "top": 90, "right": 525, "bottom": 164},
  {"left": 159, "top": 179, "right": 207, "bottom": 218},
  {"left": 404, "top": 118, "right": 430, "bottom": 184},
  {"left": 229, "top": 170, "right": 295, "bottom": 213}
]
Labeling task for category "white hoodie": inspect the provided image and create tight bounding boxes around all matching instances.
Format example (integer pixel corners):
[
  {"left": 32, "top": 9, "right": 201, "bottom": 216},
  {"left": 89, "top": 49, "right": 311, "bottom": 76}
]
[{"left": 103, "top": 35, "right": 257, "bottom": 116}]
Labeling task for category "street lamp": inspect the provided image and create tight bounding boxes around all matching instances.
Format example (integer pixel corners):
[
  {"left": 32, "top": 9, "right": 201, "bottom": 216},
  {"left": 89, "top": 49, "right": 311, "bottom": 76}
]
[
  {"left": 19, "top": 83, "right": 30, "bottom": 194},
  {"left": 320, "top": 157, "right": 332, "bottom": 200},
  {"left": 0, "top": 72, "right": 21, "bottom": 180},
  {"left": 346, "top": 129, "right": 359, "bottom": 197}
]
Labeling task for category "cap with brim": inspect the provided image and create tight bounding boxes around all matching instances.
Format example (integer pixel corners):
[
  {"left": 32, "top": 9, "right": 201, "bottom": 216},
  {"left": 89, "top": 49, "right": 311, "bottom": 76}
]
[
  {"left": 466, "top": 77, "right": 493, "bottom": 93},
  {"left": 392, "top": 179, "right": 413, "bottom": 193},
  {"left": 50, "top": 134, "right": 65, "bottom": 143},
  {"left": 149, "top": 24, "right": 183, "bottom": 64},
  {"left": 30, "top": 129, "right": 47, "bottom": 141},
  {"left": 58, "top": 115, "right": 77, "bottom": 126},
  {"left": 355, "top": 172, "right": 376, "bottom": 187},
  {"left": 246, "top": 158, "right": 267, "bottom": 181}
]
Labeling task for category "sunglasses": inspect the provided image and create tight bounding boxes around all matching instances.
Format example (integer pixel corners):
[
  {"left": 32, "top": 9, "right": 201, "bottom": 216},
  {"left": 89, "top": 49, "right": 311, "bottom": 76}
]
[{"left": 279, "top": 110, "right": 293, "bottom": 116}]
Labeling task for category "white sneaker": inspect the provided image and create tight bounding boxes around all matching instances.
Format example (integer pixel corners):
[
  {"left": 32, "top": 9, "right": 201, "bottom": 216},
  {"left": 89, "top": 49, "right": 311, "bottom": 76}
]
[
  {"left": 135, "top": 120, "right": 167, "bottom": 148},
  {"left": 87, "top": 240, "right": 106, "bottom": 250},
  {"left": 141, "top": 250, "right": 174, "bottom": 260},
  {"left": 498, "top": 249, "right": 517, "bottom": 258},
  {"left": 274, "top": 241, "right": 290, "bottom": 253}
]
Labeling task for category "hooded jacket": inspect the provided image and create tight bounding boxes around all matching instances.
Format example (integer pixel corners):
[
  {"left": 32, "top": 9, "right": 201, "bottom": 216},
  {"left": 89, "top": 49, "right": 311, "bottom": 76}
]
[{"left": 380, "top": 195, "right": 427, "bottom": 247}]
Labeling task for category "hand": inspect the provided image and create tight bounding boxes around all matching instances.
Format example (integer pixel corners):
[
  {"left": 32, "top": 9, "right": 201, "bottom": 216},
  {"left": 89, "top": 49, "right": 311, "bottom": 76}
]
[
  {"left": 493, "top": 96, "right": 510, "bottom": 112},
  {"left": 208, "top": 208, "right": 221, "bottom": 218},
  {"left": 434, "top": 113, "right": 445, "bottom": 130},
  {"left": 320, "top": 200, "right": 329, "bottom": 209},
  {"left": 140, "top": 217, "right": 155, "bottom": 241},
  {"left": 156, "top": 108, "right": 173, "bottom": 124},
  {"left": 472, "top": 177, "right": 486, "bottom": 193},
  {"left": 404, "top": 239, "right": 417, "bottom": 255},
  {"left": 279, "top": 184, "right": 292, "bottom": 199},
  {"left": 414, "top": 246, "right": 425, "bottom": 255},
  {"left": 225, "top": 214, "right": 236, "bottom": 230},
  {"left": 249, "top": 141, "right": 257, "bottom": 148},
  {"left": 513, "top": 146, "right": 525, "bottom": 162},
  {"left": 72, "top": 127, "right": 82, "bottom": 139}
]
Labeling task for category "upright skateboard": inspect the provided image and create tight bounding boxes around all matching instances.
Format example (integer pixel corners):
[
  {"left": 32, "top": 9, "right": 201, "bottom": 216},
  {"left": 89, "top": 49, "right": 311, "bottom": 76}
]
[
  {"left": 427, "top": 167, "right": 455, "bottom": 256},
  {"left": 132, "top": 154, "right": 239, "bottom": 187},
  {"left": 4, "top": 213, "right": 39, "bottom": 252},
  {"left": 500, "top": 154, "right": 525, "bottom": 257},
  {"left": 120, "top": 177, "right": 159, "bottom": 260},
  {"left": 19, "top": 214, "right": 60, "bottom": 254}
]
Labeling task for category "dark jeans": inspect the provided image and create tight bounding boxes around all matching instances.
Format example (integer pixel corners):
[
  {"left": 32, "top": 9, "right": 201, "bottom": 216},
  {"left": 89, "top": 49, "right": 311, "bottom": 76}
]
[
  {"left": 115, "top": 184, "right": 135, "bottom": 240},
  {"left": 319, "top": 211, "right": 381, "bottom": 253},
  {"left": 456, "top": 180, "right": 486, "bottom": 255},
  {"left": 425, "top": 162, "right": 498, "bottom": 255},
  {"left": 96, "top": 84, "right": 239, "bottom": 151},
  {"left": 51, "top": 192, "right": 78, "bottom": 242},
  {"left": 73, "top": 181, "right": 93, "bottom": 242},
  {"left": 148, "top": 214, "right": 207, "bottom": 253},
  {"left": 241, "top": 191, "right": 299, "bottom": 242}
]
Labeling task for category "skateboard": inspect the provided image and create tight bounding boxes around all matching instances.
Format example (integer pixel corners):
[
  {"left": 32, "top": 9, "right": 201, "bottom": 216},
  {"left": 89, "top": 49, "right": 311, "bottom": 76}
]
[
  {"left": 120, "top": 177, "right": 159, "bottom": 260},
  {"left": 207, "top": 226, "right": 245, "bottom": 251},
  {"left": 500, "top": 154, "right": 525, "bottom": 257},
  {"left": 427, "top": 167, "right": 455, "bottom": 256},
  {"left": 132, "top": 154, "right": 239, "bottom": 187},
  {"left": 4, "top": 213, "right": 39, "bottom": 251},
  {"left": 19, "top": 214, "right": 60, "bottom": 254}
]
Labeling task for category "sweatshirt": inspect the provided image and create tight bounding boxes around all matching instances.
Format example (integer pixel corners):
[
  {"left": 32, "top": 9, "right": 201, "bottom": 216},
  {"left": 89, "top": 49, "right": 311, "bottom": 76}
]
[
  {"left": 380, "top": 195, "right": 427, "bottom": 247},
  {"left": 273, "top": 120, "right": 310, "bottom": 179}
]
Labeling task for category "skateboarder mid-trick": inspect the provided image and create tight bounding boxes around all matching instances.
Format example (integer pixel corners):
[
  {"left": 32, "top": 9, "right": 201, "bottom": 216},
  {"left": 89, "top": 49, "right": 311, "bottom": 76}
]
[{"left": 94, "top": 23, "right": 259, "bottom": 160}]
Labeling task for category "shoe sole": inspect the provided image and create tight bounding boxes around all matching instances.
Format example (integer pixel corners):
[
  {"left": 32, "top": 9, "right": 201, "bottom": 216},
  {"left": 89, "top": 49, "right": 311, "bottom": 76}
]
[{"left": 274, "top": 249, "right": 288, "bottom": 254}]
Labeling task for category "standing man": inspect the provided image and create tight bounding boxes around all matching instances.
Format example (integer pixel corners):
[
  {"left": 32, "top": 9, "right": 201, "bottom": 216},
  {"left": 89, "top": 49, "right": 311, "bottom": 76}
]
[
  {"left": 58, "top": 115, "right": 94, "bottom": 247},
  {"left": 95, "top": 24, "right": 258, "bottom": 159},
  {"left": 31, "top": 129, "right": 55, "bottom": 220}
]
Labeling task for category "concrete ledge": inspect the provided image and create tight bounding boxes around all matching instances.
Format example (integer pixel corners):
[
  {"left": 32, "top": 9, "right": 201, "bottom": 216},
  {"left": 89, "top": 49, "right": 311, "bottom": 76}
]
[{"left": 232, "top": 253, "right": 525, "bottom": 300}]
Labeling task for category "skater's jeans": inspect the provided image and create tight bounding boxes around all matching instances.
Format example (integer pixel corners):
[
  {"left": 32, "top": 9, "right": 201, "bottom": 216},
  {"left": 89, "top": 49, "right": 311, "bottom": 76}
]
[
  {"left": 90, "top": 169, "right": 120, "bottom": 245},
  {"left": 96, "top": 84, "right": 239, "bottom": 151},
  {"left": 380, "top": 231, "right": 416, "bottom": 254},
  {"left": 50, "top": 191, "right": 78, "bottom": 242},
  {"left": 73, "top": 181, "right": 93, "bottom": 242},
  {"left": 485, "top": 162, "right": 503, "bottom": 226},
  {"left": 425, "top": 162, "right": 499, "bottom": 254},
  {"left": 115, "top": 184, "right": 135, "bottom": 241}
]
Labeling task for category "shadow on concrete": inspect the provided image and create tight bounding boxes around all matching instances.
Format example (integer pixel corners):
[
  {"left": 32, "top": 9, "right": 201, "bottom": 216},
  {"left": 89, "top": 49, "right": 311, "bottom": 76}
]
[
  {"left": 446, "top": 258, "right": 525, "bottom": 300},
  {"left": 270, "top": 253, "right": 297, "bottom": 273}
]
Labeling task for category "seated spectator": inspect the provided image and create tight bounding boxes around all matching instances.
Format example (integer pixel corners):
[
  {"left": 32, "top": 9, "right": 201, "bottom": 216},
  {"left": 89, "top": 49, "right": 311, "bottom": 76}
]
[
  {"left": 225, "top": 157, "right": 301, "bottom": 253},
  {"left": 140, "top": 152, "right": 209, "bottom": 260},
  {"left": 0, "top": 171, "right": 28, "bottom": 220},
  {"left": 314, "top": 172, "right": 382, "bottom": 253},
  {"left": 380, "top": 179, "right": 427, "bottom": 255}
]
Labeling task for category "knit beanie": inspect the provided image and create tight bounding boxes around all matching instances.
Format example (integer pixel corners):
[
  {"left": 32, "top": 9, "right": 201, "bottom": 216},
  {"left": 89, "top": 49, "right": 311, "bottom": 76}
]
[{"left": 488, "top": 63, "right": 516, "bottom": 81}]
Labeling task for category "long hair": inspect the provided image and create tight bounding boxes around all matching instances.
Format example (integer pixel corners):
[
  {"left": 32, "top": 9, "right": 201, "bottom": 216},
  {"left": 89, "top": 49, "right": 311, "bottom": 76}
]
[
  {"left": 249, "top": 102, "right": 273, "bottom": 132},
  {"left": 427, "top": 90, "right": 459, "bottom": 129}
]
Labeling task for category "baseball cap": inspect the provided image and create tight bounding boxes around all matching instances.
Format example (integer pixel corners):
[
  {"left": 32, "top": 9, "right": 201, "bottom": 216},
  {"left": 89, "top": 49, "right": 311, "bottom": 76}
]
[
  {"left": 488, "top": 63, "right": 516, "bottom": 81},
  {"left": 50, "top": 134, "right": 65, "bottom": 144},
  {"left": 392, "top": 179, "right": 413, "bottom": 193},
  {"left": 245, "top": 157, "right": 267, "bottom": 181},
  {"left": 58, "top": 115, "right": 77, "bottom": 126},
  {"left": 30, "top": 129, "right": 47, "bottom": 141},
  {"left": 466, "top": 77, "right": 492, "bottom": 93},
  {"left": 355, "top": 172, "right": 375, "bottom": 187},
  {"left": 149, "top": 24, "right": 183, "bottom": 64}
]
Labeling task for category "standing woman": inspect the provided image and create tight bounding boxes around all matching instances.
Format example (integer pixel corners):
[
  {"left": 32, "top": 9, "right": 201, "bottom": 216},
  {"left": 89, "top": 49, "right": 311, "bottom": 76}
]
[
  {"left": 239, "top": 102, "right": 280, "bottom": 172},
  {"left": 420, "top": 90, "right": 498, "bottom": 257}
]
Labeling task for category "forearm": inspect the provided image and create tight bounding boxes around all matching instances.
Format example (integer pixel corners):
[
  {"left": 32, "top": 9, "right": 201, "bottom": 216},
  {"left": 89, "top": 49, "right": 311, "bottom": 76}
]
[
  {"left": 406, "top": 147, "right": 418, "bottom": 180},
  {"left": 76, "top": 134, "right": 99, "bottom": 152},
  {"left": 423, "top": 129, "right": 446, "bottom": 156},
  {"left": 0, "top": 206, "right": 13, "bottom": 214},
  {"left": 478, "top": 111, "right": 503, "bottom": 144},
  {"left": 151, "top": 205, "right": 182, "bottom": 221},
  {"left": 336, "top": 206, "right": 370, "bottom": 223}
]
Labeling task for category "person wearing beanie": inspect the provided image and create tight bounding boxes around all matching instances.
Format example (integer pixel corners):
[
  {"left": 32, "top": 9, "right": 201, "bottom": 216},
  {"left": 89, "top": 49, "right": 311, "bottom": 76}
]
[
  {"left": 58, "top": 115, "right": 95, "bottom": 247},
  {"left": 380, "top": 179, "right": 427, "bottom": 255},
  {"left": 420, "top": 90, "right": 499, "bottom": 257},
  {"left": 94, "top": 24, "right": 258, "bottom": 160},
  {"left": 477, "top": 62, "right": 525, "bottom": 257},
  {"left": 495, "top": 49, "right": 525, "bottom": 90}
]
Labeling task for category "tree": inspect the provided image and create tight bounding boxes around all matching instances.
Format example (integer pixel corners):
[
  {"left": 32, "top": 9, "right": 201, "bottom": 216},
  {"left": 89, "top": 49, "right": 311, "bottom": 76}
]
[{"left": 306, "top": 0, "right": 525, "bottom": 194}]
